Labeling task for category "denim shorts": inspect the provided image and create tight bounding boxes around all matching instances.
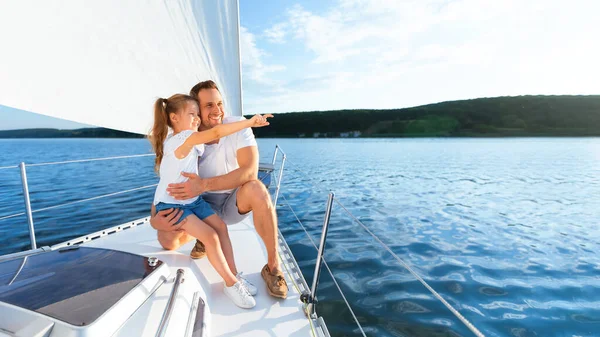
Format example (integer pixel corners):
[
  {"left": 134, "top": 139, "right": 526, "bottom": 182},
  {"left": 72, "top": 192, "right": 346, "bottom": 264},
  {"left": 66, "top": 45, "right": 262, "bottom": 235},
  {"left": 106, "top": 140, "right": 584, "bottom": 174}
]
[{"left": 155, "top": 197, "right": 216, "bottom": 224}]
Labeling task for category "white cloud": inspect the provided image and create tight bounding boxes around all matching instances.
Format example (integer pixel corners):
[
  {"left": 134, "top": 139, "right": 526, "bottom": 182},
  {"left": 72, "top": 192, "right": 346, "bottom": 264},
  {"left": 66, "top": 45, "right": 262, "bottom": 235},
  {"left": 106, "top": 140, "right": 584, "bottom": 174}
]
[
  {"left": 282, "top": 1, "right": 521, "bottom": 66},
  {"left": 239, "top": 26, "right": 285, "bottom": 86},
  {"left": 242, "top": 0, "right": 600, "bottom": 114},
  {"left": 263, "top": 23, "right": 287, "bottom": 44}
]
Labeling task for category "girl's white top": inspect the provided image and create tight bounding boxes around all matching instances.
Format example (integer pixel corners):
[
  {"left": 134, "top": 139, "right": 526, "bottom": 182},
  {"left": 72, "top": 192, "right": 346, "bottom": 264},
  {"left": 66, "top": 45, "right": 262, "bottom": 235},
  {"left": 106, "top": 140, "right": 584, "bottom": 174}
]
[{"left": 153, "top": 130, "right": 204, "bottom": 205}]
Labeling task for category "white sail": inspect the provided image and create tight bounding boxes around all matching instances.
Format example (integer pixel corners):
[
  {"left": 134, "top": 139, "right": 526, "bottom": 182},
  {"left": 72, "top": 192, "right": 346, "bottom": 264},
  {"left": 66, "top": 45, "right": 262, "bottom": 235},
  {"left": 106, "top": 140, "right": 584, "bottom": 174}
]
[{"left": 0, "top": 0, "right": 242, "bottom": 135}]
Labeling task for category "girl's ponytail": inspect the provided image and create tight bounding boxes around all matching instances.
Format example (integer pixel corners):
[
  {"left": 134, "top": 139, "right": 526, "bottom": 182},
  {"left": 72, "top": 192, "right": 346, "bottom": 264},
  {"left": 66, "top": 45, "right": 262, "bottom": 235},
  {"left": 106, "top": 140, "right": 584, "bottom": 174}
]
[
  {"left": 149, "top": 98, "right": 169, "bottom": 173},
  {"left": 148, "top": 94, "right": 198, "bottom": 173}
]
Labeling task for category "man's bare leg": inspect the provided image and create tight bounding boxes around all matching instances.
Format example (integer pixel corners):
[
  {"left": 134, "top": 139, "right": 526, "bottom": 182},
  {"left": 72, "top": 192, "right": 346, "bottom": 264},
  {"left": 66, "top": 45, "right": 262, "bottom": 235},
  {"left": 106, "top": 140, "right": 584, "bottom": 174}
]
[
  {"left": 236, "top": 180, "right": 280, "bottom": 273},
  {"left": 157, "top": 230, "right": 195, "bottom": 250},
  {"left": 236, "top": 179, "right": 288, "bottom": 298}
]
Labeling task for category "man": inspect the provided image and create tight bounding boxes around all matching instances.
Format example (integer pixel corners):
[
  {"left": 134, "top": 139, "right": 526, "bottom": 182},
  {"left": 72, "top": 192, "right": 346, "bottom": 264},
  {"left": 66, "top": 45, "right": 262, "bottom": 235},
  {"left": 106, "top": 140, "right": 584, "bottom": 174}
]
[{"left": 149, "top": 80, "right": 287, "bottom": 299}]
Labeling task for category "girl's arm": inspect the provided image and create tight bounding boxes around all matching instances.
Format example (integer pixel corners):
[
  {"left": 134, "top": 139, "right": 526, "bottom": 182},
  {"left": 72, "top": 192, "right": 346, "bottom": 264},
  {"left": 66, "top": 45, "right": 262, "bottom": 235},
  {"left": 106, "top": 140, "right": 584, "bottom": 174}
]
[{"left": 175, "top": 114, "right": 272, "bottom": 159}]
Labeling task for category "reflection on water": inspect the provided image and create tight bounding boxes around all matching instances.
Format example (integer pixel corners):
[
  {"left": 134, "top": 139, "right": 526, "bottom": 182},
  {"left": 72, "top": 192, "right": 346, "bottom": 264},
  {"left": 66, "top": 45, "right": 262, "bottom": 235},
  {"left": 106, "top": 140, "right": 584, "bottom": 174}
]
[
  {"left": 1, "top": 137, "right": 599, "bottom": 337},
  {"left": 263, "top": 138, "right": 600, "bottom": 337}
]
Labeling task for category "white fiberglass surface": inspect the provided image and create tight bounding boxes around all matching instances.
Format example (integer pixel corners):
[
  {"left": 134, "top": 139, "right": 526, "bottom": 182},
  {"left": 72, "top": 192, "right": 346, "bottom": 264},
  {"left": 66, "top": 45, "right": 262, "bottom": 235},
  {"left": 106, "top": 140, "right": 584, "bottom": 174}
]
[{"left": 84, "top": 218, "right": 313, "bottom": 337}]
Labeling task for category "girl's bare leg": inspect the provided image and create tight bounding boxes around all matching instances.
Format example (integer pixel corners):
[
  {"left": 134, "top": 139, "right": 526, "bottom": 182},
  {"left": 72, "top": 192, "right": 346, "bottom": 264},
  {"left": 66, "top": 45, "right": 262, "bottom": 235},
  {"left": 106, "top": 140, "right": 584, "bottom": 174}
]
[
  {"left": 203, "top": 214, "right": 238, "bottom": 275},
  {"left": 181, "top": 215, "right": 237, "bottom": 286},
  {"left": 157, "top": 230, "right": 194, "bottom": 250}
]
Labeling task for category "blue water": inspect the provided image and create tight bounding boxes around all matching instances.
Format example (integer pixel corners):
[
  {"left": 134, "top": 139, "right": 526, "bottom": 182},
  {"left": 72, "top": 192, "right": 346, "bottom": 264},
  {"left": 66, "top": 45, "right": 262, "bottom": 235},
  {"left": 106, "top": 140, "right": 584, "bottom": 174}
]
[{"left": 1, "top": 138, "right": 599, "bottom": 337}]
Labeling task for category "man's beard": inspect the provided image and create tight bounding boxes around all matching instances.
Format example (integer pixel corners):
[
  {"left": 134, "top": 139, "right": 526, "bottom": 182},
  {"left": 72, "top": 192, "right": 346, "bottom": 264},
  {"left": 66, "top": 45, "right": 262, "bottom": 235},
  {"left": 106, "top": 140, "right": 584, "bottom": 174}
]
[{"left": 199, "top": 119, "right": 219, "bottom": 131}]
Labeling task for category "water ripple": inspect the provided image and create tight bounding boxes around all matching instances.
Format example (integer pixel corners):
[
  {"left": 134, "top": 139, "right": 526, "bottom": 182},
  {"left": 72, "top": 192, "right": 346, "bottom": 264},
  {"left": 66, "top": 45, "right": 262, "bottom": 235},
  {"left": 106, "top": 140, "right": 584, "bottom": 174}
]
[
  {"left": 2, "top": 138, "right": 600, "bottom": 337},
  {"left": 266, "top": 138, "right": 600, "bottom": 337}
]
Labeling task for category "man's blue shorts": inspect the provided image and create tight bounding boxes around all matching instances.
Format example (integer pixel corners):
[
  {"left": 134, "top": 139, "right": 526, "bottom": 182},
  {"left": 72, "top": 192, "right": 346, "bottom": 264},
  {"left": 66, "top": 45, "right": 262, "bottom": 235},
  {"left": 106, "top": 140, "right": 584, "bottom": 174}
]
[{"left": 155, "top": 197, "right": 215, "bottom": 225}]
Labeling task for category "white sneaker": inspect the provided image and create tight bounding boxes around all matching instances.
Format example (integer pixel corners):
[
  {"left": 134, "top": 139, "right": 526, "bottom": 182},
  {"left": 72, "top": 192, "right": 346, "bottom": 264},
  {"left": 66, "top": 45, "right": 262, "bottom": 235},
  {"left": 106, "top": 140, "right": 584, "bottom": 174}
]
[
  {"left": 223, "top": 281, "right": 256, "bottom": 309},
  {"left": 236, "top": 272, "right": 258, "bottom": 296}
]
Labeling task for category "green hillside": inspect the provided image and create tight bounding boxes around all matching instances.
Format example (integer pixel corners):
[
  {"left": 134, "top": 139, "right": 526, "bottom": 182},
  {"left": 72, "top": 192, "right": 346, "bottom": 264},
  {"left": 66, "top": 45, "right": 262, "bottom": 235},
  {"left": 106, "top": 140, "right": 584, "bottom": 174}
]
[
  {"left": 2, "top": 95, "right": 599, "bottom": 138},
  {"left": 0, "top": 128, "right": 142, "bottom": 138},
  {"left": 246, "top": 95, "right": 600, "bottom": 137}
]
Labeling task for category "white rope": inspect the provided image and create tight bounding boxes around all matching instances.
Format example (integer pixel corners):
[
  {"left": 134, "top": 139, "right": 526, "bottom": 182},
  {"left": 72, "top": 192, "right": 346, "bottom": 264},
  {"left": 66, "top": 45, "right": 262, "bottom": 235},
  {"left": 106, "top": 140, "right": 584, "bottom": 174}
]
[
  {"left": 281, "top": 193, "right": 368, "bottom": 337},
  {"left": 0, "top": 212, "right": 26, "bottom": 221},
  {"left": 31, "top": 184, "right": 158, "bottom": 213},
  {"left": 332, "top": 198, "right": 485, "bottom": 337},
  {"left": 0, "top": 165, "right": 18, "bottom": 170},
  {"left": 25, "top": 153, "right": 154, "bottom": 167},
  {"left": 279, "top": 157, "right": 332, "bottom": 196},
  {"left": 1, "top": 184, "right": 157, "bottom": 221},
  {"left": 278, "top": 146, "right": 483, "bottom": 336},
  {"left": 0, "top": 154, "right": 154, "bottom": 222}
]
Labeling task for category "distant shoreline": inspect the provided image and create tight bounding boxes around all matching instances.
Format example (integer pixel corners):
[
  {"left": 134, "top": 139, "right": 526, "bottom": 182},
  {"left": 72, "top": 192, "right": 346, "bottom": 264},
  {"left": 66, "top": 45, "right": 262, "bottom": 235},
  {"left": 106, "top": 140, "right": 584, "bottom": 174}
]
[
  {"left": 3, "top": 95, "right": 600, "bottom": 138},
  {"left": 0, "top": 128, "right": 143, "bottom": 139},
  {"left": 247, "top": 95, "right": 600, "bottom": 138},
  {"left": 2, "top": 132, "right": 600, "bottom": 139}
]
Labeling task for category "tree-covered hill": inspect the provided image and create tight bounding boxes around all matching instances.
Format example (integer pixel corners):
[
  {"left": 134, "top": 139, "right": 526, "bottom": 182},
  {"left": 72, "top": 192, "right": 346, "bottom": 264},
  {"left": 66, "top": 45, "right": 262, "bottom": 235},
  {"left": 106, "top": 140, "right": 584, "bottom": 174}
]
[
  {"left": 246, "top": 95, "right": 600, "bottom": 137},
  {"left": 2, "top": 95, "right": 599, "bottom": 138},
  {"left": 0, "top": 128, "right": 142, "bottom": 138}
]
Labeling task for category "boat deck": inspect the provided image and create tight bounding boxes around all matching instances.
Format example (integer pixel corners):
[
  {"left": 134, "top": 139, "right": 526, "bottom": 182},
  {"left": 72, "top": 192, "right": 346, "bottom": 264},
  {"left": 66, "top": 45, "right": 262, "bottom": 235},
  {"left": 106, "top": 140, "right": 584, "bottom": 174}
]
[{"left": 78, "top": 217, "right": 316, "bottom": 337}]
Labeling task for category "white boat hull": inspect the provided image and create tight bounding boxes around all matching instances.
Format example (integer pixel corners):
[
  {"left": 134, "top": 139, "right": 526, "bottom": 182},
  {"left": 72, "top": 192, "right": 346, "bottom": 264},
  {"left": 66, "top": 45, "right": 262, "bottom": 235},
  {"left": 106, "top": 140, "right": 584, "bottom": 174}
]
[{"left": 60, "top": 216, "right": 321, "bottom": 337}]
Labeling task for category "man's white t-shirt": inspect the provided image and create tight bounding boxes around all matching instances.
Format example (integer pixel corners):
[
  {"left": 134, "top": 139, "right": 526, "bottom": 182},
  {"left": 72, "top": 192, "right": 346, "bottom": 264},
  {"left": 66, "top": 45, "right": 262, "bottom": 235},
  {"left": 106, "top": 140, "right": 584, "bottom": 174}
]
[
  {"left": 198, "top": 116, "right": 257, "bottom": 193},
  {"left": 153, "top": 130, "right": 204, "bottom": 205}
]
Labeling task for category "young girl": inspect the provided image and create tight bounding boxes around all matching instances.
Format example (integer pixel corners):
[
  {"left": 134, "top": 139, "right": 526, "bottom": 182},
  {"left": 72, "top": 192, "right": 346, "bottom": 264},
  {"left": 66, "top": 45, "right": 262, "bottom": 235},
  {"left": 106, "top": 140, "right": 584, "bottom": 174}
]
[{"left": 149, "top": 93, "right": 271, "bottom": 309}]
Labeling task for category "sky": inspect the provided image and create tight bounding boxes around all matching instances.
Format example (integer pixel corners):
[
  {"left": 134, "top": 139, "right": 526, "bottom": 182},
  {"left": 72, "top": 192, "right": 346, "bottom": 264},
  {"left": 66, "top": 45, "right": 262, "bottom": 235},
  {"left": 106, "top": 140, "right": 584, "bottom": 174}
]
[{"left": 1, "top": 0, "right": 599, "bottom": 130}]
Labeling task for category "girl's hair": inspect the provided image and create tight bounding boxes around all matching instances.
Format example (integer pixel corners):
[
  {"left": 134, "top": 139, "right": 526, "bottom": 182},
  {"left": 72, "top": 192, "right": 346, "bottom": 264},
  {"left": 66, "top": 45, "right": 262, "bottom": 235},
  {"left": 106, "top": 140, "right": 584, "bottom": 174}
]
[{"left": 149, "top": 94, "right": 198, "bottom": 172}]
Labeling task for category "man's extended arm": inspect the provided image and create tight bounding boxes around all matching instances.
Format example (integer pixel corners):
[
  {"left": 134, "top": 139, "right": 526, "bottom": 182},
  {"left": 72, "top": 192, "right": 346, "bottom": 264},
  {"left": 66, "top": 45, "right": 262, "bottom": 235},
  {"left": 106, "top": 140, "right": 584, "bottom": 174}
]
[{"left": 167, "top": 146, "right": 258, "bottom": 199}]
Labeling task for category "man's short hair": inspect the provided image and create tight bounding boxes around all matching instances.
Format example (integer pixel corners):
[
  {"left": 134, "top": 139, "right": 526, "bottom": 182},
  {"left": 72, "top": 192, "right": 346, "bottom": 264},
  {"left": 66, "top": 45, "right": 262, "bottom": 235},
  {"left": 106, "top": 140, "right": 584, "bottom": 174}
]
[{"left": 190, "top": 80, "right": 220, "bottom": 102}]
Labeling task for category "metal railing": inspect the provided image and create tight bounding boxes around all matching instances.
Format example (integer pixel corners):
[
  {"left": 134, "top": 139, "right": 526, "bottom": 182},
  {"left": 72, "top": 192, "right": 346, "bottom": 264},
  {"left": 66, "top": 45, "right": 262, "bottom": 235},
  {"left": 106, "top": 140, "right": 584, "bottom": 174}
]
[
  {"left": 272, "top": 144, "right": 485, "bottom": 337},
  {"left": 156, "top": 269, "right": 185, "bottom": 337},
  {"left": 271, "top": 144, "right": 287, "bottom": 207},
  {"left": 305, "top": 192, "right": 334, "bottom": 318},
  {"left": 0, "top": 247, "right": 51, "bottom": 263},
  {"left": 283, "top": 192, "right": 365, "bottom": 337},
  {"left": 19, "top": 163, "right": 37, "bottom": 249},
  {"left": 0, "top": 154, "right": 155, "bottom": 254},
  {"left": 1, "top": 144, "right": 486, "bottom": 336},
  {"left": 269, "top": 145, "right": 366, "bottom": 335}
]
